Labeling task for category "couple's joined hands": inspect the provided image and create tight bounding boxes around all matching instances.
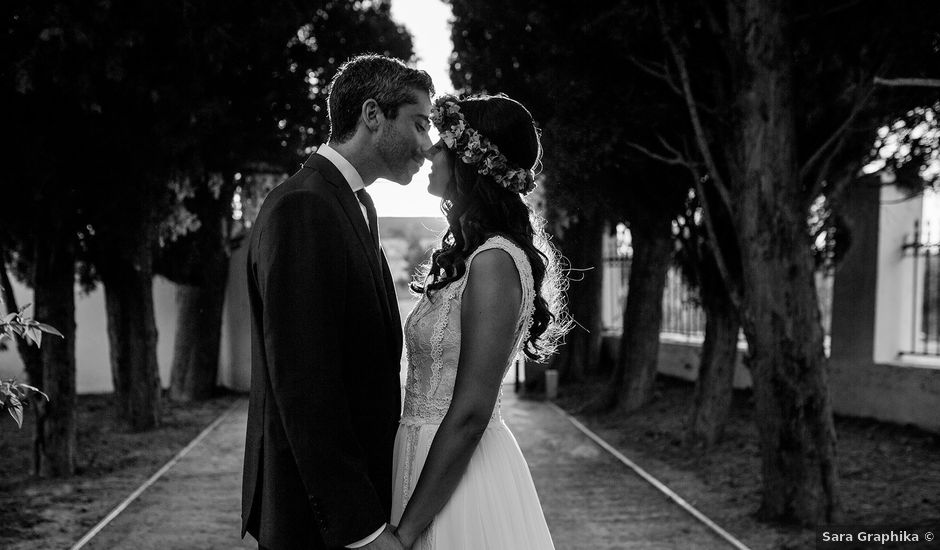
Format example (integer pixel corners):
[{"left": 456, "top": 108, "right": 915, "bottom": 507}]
[{"left": 361, "top": 525, "right": 413, "bottom": 550}]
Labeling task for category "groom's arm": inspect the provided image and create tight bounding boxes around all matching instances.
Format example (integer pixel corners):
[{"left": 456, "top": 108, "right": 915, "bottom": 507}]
[{"left": 259, "top": 189, "right": 386, "bottom": 548}]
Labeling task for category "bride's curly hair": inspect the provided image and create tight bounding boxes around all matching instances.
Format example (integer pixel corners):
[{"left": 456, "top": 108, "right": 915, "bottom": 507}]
[{"left": 411, "top": 94, "right": 571, "bottom": 362}]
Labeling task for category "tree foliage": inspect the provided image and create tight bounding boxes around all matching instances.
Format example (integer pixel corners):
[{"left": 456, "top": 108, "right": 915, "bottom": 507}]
[
  {"left": 449, "top": 0, "right": 690, "bottom": 395},
  {"left": 448, "top": 0, "right": 939, "bottom": 527},
  {"left": 152, "top": 1, "right": 415, "bottom": 401},
  {"left": 1, "top": 0, "right": 417, "bottom": 431}
]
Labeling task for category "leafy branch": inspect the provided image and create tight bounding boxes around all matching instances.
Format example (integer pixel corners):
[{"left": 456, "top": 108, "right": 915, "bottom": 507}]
[
  {"left": 0, "top": 379, "right": 48, "bottom": 429},
  {"left": 1, "top": 305, "right": 63, "bottom": 348},
  {"left": 0, "top": 301, "right": 62, "bottom": 428}
]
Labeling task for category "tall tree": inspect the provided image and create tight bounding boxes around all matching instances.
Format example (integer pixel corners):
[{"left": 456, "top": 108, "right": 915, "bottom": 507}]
[
  {"left": 5, "top": 0, "right": 418, "bottom": 433},
  {"left": 2, "top": 0, "right": 97, "bottom": 469},
  {"left": 673, "top": 185, "right": 742, "bottom": 447},
  {"left": 450, "top": 0, "right": 938, "bottom": 526},
  {"left": 645, "top": 0, "right": 940, "bottom": 524},
  {"left": 449, "top": 0, "right": 689, "bottom": 407},
  {"left": 0, "top": 242, "right": 46, "bottom": 472},
  {"left": 155, "top": 0, "right": 415, "bottom": 401},
  {"left": 542, "top": 203, "right": 606, "bottom": 382},
  {"left": 448, "top": 0, "right": 607, "bottom": 384}
]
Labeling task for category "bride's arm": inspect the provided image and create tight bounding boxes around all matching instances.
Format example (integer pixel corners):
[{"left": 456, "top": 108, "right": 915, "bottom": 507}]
[{"left": 394, "top": 249, "right": 522, "bottom": 548}]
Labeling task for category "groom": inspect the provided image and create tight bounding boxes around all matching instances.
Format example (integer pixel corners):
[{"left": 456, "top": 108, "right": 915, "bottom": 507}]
[{"left": 242, "top": 55, "right": 433, "bottom": 549}]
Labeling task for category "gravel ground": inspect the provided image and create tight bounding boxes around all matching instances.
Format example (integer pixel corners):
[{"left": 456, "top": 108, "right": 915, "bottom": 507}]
[
  {"left": 7, "top": 373, "right": 935, "bottom": 550},
  {"left": 0, "top": 392, "right": 240, "bottom": 550},
  {"left": 4, "top": 385, "right": 739, "bottom": 550}
]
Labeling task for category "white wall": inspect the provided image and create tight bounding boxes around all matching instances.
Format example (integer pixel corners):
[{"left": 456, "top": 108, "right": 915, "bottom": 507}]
[
  {"left": 0, "top": 274, "right": 183, "bottom": 394},
  {"left": 1, "top": 244, "right": 254, "bottom": 394}
]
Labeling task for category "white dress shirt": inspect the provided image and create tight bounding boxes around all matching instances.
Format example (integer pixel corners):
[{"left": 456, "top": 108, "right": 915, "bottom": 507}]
[
  {"left": 316, "top": 143, "right": 370, "bottom": 230},
  {"left": 315, "top": 143, "right": 386, "bottom": 549}
]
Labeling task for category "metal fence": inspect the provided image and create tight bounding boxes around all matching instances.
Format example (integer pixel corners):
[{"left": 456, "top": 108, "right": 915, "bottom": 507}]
[
  {"left": 601, "top": 226, "right": 834, "bottom": 344},
  {"left": 603, "top": 257, "right": 713, "bottom": 342},
  {"left": 901, "top": 219, "right": 940, "bottom": 357},
  {"left": 601, "top": 226, "right": 710, "bottom": 340}
]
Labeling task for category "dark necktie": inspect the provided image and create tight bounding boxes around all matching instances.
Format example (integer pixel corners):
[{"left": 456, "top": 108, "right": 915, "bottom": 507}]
[{"left": 355, "top": 188, "right": 380, "bottom": 252}]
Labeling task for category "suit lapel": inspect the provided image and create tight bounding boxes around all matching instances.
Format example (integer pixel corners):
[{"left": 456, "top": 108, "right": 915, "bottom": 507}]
[{"left": 303, "top": 154, "right": 394, "bottom": 329}]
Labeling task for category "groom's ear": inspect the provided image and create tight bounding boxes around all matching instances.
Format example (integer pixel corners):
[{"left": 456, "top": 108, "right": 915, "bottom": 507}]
[{"left": 361, "top": 99, "right": 384, "bottom": 132}]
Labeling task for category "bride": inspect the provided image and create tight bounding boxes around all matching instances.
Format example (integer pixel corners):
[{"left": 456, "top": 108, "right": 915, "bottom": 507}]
[{"left": 390, "top": 93, "right": 571, "bottom": 549}]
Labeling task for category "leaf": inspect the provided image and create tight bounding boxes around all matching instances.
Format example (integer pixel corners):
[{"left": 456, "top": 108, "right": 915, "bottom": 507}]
[
  {"left": 36, "top": 323, "right": 64, "bottom": 338},
  {"left": 2, "top": 312, "right": 15, "bottom": 324},
  {"left": 17, "top": 383, "right": 49, "bottom": 401},
  {"left": 9, "top": 405, "right": 24, "bottom": 428},
  {"left": 7, "top": 397, "right": 23, "bottom": 428},
  {"left": 27, "top": 327, "right": 42, "bottom": 348}
]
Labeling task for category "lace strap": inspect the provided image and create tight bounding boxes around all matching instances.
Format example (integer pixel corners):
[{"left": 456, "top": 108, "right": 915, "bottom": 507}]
[{"left": 458, "top": 236, "right": 536, "bottom": 346}]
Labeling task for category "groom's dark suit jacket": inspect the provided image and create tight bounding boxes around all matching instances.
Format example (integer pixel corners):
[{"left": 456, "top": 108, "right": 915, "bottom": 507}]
[{"left": 242, "top": 154, "right": 403, "bottom": 549}]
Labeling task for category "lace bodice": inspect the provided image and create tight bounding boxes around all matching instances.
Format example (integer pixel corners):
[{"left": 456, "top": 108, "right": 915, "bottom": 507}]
[{"left": 400, "top": 236, "right": 536, "bottom": 426}]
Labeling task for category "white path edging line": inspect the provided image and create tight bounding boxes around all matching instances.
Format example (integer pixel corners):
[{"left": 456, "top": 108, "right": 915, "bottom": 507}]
[
  {"left": 70, "top": 399, "right": 243, "bottom": 550},
  {"left": 547, "top": 402, "right": 752, "bottom": 550}
]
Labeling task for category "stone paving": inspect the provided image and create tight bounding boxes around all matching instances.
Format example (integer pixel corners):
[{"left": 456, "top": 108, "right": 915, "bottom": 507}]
[{"left": 80, "top": 388, "right": 735, "bottom": 549}]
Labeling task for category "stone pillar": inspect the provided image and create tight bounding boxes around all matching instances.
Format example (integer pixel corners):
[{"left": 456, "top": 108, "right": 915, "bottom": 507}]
[
  {"left": 829, "top": 181, "right": 940, "bottom": 432},
  {"left": 873, "top": 184, "right": 924, "bottom": 362}
]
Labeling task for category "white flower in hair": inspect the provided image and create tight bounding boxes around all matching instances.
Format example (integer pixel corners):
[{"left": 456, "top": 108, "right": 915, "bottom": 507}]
[
  {"left": 466, "top": 133, "right": 481, "bottom": 150},
  {"left": 429, "top": 95, "right": 537, "bottom": 195},
  {"left": 441, "top": 130, "right": 456, "bottom": 148}
]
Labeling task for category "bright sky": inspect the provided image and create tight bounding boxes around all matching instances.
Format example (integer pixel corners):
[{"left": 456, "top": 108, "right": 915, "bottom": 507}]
[{"left": 371, "top": 0, "right": 455, "bottom": 218}]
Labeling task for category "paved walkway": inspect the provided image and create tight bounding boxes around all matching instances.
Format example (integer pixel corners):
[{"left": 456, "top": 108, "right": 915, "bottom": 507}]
[{"left": 80, "top": 389, "right": 733, "bottom": 549}]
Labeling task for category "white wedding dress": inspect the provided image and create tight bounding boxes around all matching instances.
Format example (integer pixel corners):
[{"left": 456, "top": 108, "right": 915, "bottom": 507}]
[{"left": 390, "top": 236, "right": 555, "bottom": 550}]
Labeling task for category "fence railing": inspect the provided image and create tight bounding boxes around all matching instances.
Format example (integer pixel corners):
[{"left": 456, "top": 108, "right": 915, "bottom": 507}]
[
  {"left": 901, "top": 219, "right": 940, "bottom": 357},
  {"left": 603, "top": 258, "right": 714, "bottom": 342},
  {"left": 601, "top": 228, "right": 833, "bottom": 345}
]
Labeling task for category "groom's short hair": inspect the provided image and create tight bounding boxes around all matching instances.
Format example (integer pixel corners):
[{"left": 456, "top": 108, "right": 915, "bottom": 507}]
[{"left": 327, "top": 54, "right": 434, "bottom": 143}]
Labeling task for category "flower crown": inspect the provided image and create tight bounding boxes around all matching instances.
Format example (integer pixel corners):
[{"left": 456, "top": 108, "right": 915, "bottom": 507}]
[{"left": 429, "top": 96, "right": 537, "bottom": 195}]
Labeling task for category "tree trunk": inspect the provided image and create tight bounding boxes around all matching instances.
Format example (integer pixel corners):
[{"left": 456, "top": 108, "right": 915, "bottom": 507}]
[
  {"left": 687, "top": 276, "right": 740, "bottom": 447},
  {"left": 547, "top": 214, "right": 606, "bottom": 383},
  {"left": 1, "top": 258, "right": 47, "bottom": 475},
  {"left": 739, "top": 242, "right": 838, "bottom": 524},
  {"left": 33, "top": 232, "right": 76, "bottom": 477},
  {"left": 102, "top": 228, "right": 162, "bottom": 431},
  {"left": 159, "top": 173, "right": 235, "bottom": 402},
  {"left": 604, "top": 217, "right": 672, "bottom": 412},
  {"left": 727, "top": 0, "right": 840, "bottom": 524},
  {"left": 168, "top": 279, "right": 226, "bottom": 402}
]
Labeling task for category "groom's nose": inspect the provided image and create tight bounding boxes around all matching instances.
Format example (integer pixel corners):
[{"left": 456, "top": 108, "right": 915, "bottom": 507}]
[{"left": 419, "top": 131, "right": 432, "bottom": 151}]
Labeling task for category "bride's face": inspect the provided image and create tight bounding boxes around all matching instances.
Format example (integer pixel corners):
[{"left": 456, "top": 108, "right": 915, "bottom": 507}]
[{"left": 425, "top": 140, "right": 453, "bottom": 197}]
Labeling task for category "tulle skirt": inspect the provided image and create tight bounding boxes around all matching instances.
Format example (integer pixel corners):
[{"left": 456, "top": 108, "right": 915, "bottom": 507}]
[{"left": 390, "top": 420, "right": 555, "bottom": 550}]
